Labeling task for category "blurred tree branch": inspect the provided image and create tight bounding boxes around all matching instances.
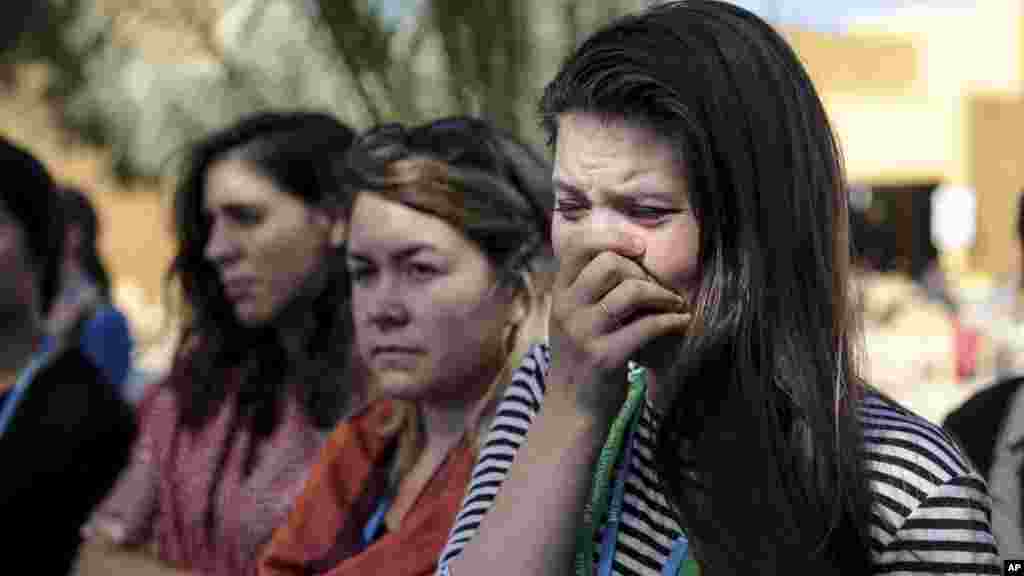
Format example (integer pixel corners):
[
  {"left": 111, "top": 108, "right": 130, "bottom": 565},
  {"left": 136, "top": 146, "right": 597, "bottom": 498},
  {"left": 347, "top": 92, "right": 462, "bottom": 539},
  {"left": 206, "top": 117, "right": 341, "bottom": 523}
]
[
  {"left": 1, "top": 0, "right": 643, "bottom": 183},
  {"left": 1, "top": 1, "right": 115, "bottom": 147}
]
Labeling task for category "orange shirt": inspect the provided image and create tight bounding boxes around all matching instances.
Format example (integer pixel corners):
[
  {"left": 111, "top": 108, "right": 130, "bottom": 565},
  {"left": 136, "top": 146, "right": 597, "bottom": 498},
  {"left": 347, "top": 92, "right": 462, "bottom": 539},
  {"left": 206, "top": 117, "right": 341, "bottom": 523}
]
[{"left": 259, "top": 400, "right": 477, "bottom": 576}]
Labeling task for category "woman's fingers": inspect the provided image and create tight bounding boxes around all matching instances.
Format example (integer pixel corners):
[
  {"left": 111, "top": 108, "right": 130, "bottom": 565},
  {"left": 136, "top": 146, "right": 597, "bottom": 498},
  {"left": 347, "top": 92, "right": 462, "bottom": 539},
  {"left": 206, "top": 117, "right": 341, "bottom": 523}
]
[
  {"left": 589, "top": 277, "right": 689, "bottom": 335},
  {"left": 570, "top": 250, "right": 650, "bottom": 307},
  {"left": 554, "top": 229, "right": 644, "bottom": 294}
]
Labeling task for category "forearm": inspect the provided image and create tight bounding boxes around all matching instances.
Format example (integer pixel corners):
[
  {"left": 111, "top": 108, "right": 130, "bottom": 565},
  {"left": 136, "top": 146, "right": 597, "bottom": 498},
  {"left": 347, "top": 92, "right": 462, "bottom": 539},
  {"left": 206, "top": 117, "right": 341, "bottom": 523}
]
[{"left": 447, "top": 403, "right": 606, "bottom": 576}]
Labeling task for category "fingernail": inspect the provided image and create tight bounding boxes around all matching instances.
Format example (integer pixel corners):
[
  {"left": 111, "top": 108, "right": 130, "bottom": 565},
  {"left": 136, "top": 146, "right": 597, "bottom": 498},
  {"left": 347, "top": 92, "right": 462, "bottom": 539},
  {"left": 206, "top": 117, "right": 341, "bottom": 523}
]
[{"left": 629, "top": 237, "right": 644, "bottom": 253}]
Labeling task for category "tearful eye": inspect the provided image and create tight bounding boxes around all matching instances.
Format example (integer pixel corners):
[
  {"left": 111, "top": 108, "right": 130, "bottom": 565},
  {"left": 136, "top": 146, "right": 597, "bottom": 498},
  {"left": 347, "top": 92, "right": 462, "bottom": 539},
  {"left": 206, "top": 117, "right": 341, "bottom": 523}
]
[
  {"left": 553, "top": 200, "right": 587, "bottom": 221},
  {"left": 407, "top": 263, "right": 440, "bottom": 281},
  {"left": 348, "top": 266, "right": 375, "bottom": 285},
  {"left": 627, "top": 206, "right": 674, "bottom": 219},
  {"left": 222, "top": 205, "right": 264, "bottom": 227}
]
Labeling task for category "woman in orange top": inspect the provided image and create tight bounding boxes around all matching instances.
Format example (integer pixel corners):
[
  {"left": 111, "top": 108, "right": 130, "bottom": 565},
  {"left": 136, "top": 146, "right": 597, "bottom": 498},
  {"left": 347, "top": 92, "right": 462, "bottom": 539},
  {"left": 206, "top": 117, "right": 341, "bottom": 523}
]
[{"left": 258, "top": 117, "right": 553, "bottom": 576}]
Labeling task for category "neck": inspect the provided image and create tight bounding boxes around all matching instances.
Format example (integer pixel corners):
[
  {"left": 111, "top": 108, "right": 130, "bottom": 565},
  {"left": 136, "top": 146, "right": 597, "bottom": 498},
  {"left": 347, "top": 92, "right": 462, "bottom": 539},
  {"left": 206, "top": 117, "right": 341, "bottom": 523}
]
[
  {"left": 274, "top": 268, "right": 330, "bottom": 367},
  {"left": 382, "top": 392, "right": 490, "bottom": 532},
  {"left": 277, "top": 320, "right": 308, "bottom": 367},
  {"left": 0, "top": 319, "right": 41, "bottom": 393},
  {"left": 633, "top": 326, "right": 693, "bottom": 413},
  {"left": 633, "top": 346, "right": 676, "bottom": 413},
  {"left": 419, "top": 392, "right": 490, "bottom": 455},
  {"left": 644, "top": 367, "right": 666, "bottom": 412}
]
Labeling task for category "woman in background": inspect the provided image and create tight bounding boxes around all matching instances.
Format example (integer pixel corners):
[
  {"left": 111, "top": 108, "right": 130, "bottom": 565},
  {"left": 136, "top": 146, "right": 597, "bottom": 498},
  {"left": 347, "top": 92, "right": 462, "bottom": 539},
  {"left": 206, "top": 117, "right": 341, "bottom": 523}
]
[{"left": 83, "top": 111, "right": 359, "bottom": 576}]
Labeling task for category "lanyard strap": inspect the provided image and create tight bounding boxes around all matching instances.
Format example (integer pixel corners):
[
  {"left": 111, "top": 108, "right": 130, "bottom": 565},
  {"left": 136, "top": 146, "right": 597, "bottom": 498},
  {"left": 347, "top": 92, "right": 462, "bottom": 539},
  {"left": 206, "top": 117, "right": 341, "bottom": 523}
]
[
  {"left": 574, "top": 364, "right": 646, "bottom": 576},
  {"left": 596, "top": 421, "right": 637, "bottom": 576},
  {"left": 0, "top": 348, "right": 53, "bottom": 440},
  {"left": 577, "top": 364, "right": 698, "bottom": 576},
  {"left": 594, "top": 408, "right": 693, "bottom": 576},
  {"left": 361, "top": 492, "right": 393, "bottom": 549}
]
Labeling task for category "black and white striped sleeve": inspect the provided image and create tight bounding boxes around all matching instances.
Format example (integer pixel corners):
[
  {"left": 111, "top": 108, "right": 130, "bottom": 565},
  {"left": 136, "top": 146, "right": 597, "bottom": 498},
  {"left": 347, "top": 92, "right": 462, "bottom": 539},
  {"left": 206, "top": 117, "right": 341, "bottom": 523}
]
[
  {"left": 436, "top": 343, "right": 550, "bottom": 573},
  {"left": 862, "top": 392, "right": 1002, "bottom": 574}
]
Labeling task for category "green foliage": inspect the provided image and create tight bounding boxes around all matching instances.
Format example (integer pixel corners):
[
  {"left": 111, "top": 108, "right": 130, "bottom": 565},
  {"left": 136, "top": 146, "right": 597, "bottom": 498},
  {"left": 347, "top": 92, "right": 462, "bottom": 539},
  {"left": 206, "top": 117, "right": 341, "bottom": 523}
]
[
  {"left": 1, "top": 0, "right": 643, "bottom": 182},
  {"left": 2, "top": 1, "right": 115, "bottom": 149}
]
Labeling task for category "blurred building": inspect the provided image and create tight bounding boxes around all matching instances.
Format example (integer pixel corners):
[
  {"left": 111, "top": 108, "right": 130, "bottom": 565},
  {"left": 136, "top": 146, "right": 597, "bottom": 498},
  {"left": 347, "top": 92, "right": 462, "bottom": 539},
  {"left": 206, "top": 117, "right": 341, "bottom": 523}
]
[
  {"left": 784, "top": 0, "right": 1023, "bottom": 282},
  {"left": 774, "top": 0, "right": 1024, "bottom": 418}
]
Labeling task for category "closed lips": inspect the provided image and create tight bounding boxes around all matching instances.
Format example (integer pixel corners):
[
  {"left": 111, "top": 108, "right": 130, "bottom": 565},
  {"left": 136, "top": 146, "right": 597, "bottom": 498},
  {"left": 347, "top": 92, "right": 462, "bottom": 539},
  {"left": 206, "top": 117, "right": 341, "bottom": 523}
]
[{"left": 372, "top": 346, "right": 421, "bottom": 355}]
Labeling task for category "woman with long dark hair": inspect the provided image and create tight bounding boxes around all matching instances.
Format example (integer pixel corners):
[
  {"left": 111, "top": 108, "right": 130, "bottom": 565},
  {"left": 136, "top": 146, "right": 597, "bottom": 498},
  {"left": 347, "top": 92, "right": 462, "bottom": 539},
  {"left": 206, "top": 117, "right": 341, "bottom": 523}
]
[
  {"left": 258, "top": 116, "right": 553, "bottom": 576},
  {"left": 83, "top": 111, "right": 359, "bottom": 575},
  {"left": 436, "top": 2, "right": 999, "bottom": 575}
]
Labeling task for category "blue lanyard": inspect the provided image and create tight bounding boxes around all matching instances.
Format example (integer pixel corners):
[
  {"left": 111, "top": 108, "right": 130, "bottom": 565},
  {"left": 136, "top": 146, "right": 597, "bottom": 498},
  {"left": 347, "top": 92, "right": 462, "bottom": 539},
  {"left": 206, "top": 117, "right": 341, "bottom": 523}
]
[
  {"left": 595, "top": 367, "right": 690, "bottom": 576},
  {"left": 361, "top": 492, "right": 393, "bottom": 549},
  {"left": 0, "top": 349, "right": 53, "bottom": 440},
  {"left": 596, "top": 422, "right": 636, "bottom": 576}
]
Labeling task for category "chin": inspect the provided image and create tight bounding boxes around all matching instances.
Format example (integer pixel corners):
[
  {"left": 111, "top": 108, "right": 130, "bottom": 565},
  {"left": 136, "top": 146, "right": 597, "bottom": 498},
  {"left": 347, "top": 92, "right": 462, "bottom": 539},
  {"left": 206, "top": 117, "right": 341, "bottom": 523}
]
[
  {"left": 372, "top": 372, "right": 427, "bottom": 400},
  {"left": 234, "top": 312, "right": 269, "bottom": 327},
  {"left": 233, "top": 301, "right": 275, "bottom": 327}
]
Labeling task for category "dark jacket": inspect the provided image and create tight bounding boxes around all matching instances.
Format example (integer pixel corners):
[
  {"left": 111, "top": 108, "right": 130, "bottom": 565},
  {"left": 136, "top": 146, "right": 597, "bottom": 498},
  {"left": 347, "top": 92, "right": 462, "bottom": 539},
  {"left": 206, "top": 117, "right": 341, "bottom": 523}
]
[
  {"left": 943, "top": 376, "right": 1024, "bottom": 477},
  {"left": 0, "top": 347, "right": 137, "bottom": 575}
]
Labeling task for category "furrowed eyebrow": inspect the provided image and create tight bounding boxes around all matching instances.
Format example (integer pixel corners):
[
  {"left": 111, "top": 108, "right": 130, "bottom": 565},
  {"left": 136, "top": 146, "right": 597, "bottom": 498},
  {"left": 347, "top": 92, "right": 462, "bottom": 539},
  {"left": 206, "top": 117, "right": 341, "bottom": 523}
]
[
  {"left": 552, "top": 177, "right": 587, "bottom": 199},
  {"left": 607, "top": 189, "right": 680, "bottom": 203},
  {"left": 554, "top": 178, "right": 682, "bottom": 207},
  {"left": 346, "top": 244, "right": 439, "bottom": 263}
]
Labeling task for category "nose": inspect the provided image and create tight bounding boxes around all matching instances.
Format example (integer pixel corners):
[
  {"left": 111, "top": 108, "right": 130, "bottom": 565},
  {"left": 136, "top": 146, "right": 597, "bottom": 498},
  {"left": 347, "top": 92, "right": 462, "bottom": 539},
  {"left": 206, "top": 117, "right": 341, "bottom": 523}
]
[
  {"left": 361, "top": 275, "right": 411, "bottom": 330},
  {"left": 204, "top": 220, "right": 239, "bottom": 266},
  {"left": 575, "top": 207, "right": 641, "bottom": 254}
]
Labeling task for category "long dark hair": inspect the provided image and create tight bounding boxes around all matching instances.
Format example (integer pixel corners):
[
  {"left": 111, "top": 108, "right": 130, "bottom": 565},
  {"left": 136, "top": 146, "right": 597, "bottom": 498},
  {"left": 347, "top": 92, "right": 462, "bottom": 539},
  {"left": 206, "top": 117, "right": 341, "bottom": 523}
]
[
  {"left": 57, "top": 185, "right": 112, "bottom": 299},
  {"left": 165, "top": 110, "right": 357, "bottom": 542},
  {"left": 540, "top": 2, "right": 872, "bottom": 573}
]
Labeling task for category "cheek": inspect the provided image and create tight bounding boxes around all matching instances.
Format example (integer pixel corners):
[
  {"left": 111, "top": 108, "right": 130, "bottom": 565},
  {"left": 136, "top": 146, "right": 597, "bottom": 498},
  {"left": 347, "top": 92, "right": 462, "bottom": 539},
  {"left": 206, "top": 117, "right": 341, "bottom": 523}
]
[
  {"left": 350, "top": 292, "right": 377, "bottom": 354},
  {"left": 645, "top": 228, "right": 700, "bottom": 295},
  {"left": 260, "top": 229, "right": 327, "bottom": 296},
  {"left": 550, "top": 220, "right": 571, "bottom": 261},
  {"left": 423, "top": 290, "right": 505, "bottom": 357}
]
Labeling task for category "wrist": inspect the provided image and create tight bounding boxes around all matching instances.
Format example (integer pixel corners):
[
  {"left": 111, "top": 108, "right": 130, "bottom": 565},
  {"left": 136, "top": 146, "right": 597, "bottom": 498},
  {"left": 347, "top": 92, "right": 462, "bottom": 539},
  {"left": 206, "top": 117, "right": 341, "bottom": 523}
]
[
  {"left": 546, "top": 365, "right": 627, "bottom": 430},
  {"left": 537, "top": 388, "right": 614, "bottom": 453}
]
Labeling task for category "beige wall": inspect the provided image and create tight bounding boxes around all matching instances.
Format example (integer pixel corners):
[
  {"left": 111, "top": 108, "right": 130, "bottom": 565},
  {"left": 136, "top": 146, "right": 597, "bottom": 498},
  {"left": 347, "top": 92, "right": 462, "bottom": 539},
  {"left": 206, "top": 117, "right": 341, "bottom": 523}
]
[
  {"left": 784, "top": 28, "right": 919, "bottom": 97},
  {"left": 848, "top": 1, "right": 1023, "bottom": 97},
  {"left": 821, "top": 93, "right": 951, "bottom": 185},
  {"left": 786, "top": 3, "right": 1024, "bottom": 277},
  {"left": 969, "top": 96, "right": 1024, "bottom": 278}
]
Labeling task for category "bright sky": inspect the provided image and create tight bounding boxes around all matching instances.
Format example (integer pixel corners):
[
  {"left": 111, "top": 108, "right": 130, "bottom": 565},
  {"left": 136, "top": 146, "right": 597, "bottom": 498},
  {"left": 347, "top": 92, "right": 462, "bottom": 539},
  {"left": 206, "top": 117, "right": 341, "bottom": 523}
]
[
  {"left": 728, "top": 0, "right": 976, "bottom": 31},
  {"left": 373, "top": 1, "right": 978, "bottom": 33}
]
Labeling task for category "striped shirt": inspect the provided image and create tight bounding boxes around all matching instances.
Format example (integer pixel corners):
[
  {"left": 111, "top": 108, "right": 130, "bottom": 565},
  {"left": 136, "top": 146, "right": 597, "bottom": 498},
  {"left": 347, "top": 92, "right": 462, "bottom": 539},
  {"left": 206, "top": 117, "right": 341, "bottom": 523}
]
[{"left": 437, "top": 344, "right": 1001, "bottom": 575}]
